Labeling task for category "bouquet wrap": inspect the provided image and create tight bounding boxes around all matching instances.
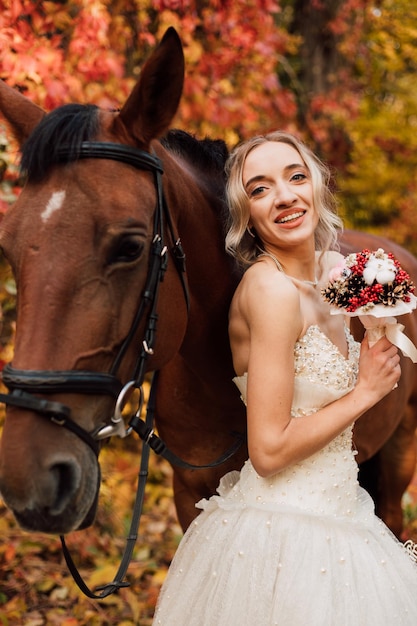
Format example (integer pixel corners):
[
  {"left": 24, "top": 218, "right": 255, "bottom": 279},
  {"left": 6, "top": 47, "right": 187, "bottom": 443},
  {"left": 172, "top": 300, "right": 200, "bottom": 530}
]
[
  {"left": 343, "top": 303, "right": 417, "bottom": 361},
  {"left": 360, "top": 315, "right": 387, "bottom": 346}
]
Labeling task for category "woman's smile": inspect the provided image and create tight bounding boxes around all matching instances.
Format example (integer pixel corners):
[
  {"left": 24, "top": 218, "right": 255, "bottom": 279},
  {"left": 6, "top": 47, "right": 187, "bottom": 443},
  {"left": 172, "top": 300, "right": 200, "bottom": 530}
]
[{"left": 275, "top": 209, "right": 306, "bottom": 226}]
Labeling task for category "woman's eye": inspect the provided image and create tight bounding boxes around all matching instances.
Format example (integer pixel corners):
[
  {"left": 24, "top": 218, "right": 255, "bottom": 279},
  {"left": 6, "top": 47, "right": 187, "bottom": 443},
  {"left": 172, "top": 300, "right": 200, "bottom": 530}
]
[
  {"left": 291, "top": 173, "right": 307, "bottom": 182},
  {"left": 250, "top": 185, "right": 266, "bottom": 197}
]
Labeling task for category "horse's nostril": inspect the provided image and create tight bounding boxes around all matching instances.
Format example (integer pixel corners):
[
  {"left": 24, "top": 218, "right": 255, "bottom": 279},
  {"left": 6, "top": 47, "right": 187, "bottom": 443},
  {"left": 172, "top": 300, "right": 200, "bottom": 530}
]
[{"left": 48, "top": 461, "right": 81, "bottom": 516}]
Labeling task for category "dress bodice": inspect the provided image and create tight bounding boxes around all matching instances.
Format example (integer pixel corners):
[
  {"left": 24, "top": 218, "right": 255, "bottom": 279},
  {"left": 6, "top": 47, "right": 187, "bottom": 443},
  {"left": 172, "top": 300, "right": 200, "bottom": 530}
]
[
  {"left": 233, "top": 324, "right": 359, "bottom": 415},
  {"left": 201, "top": 326, "right": 365, "bottom": 520}
]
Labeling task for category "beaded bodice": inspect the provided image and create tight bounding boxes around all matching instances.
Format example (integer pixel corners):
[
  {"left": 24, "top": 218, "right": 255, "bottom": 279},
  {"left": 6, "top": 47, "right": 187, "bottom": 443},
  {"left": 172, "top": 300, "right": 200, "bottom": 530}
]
[
  {"left": 291, "top": 325, "right": 359, "bottom": 457},
  {"left": 205, "top": 326, "right": 364, "bottom": 520},
  {"left": 293, "top": 324, "right": 358, "bottom": 407}
]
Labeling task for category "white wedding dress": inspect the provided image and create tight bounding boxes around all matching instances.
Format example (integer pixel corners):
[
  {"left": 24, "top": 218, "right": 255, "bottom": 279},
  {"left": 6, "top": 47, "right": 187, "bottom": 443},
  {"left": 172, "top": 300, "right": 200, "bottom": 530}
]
[{"left": 153, "top": 325, "right": 417, "bottom": 625}]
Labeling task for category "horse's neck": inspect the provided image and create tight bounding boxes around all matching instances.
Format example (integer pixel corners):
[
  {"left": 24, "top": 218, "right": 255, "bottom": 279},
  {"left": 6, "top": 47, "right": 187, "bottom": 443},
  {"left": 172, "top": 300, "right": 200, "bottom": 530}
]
[
  {"left": 162, "top": 146, "right": 240, "bottom": 364},
  {"left": 161, "top": 145, "right": 237, "bottom": 295}
]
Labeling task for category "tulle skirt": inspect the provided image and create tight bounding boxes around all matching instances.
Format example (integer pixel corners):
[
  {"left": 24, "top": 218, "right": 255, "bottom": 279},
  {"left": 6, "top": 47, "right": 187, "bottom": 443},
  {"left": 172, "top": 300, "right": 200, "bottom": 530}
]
[{"left": 153, "top": 471, "right": 417, "bottom": 626}]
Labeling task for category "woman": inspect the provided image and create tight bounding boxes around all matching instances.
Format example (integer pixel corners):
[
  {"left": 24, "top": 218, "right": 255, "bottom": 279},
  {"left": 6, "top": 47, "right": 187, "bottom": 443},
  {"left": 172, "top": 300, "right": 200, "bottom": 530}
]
[{"left": 153, "top": 131, "right": 417, "bottom": 625}]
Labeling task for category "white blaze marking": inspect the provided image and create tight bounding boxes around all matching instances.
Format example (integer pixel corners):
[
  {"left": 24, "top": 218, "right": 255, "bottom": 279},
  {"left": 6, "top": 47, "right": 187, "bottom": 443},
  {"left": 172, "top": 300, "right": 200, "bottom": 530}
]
[{"left": 41, "top": 190, "right": 66, "bottom": 223}]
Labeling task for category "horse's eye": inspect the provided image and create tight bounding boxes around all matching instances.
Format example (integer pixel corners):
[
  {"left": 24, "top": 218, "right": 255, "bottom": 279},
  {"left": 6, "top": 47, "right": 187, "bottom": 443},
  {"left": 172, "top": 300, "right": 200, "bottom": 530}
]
[{"left": 110, "top": 237, "right": 144, "bottom": 264}]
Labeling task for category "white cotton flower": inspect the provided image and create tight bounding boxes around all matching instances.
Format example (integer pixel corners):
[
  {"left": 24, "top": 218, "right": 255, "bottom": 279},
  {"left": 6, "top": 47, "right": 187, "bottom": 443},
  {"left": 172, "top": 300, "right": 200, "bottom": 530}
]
[
  {"left": 375, "top": 268, "right": 396, "bottom": 284},
  {"left": 363, "top": 255, "right": 397, "bottom": 285}
]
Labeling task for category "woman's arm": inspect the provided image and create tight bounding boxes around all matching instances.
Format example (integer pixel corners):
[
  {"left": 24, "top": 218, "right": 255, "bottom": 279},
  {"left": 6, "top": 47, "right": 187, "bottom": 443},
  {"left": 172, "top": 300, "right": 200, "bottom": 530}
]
[{"left": 241, "top": 266, "right": 400, "bottom": 478}]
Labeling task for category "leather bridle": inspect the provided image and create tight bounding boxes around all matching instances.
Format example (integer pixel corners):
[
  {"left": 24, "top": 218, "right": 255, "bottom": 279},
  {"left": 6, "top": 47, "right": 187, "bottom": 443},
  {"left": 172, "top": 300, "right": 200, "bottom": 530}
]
[
  {"left": 0, "top": 140, "right": 244, "bottom": 598},
  {"left": 0, "top": 141, "right": 187, "bottom": 456}
]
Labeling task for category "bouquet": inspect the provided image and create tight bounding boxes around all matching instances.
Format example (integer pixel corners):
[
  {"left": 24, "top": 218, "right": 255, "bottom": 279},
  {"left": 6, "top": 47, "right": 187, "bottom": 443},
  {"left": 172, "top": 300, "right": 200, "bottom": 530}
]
[{"left": 321, "top": 248, "right": 417, "bottom": 362}]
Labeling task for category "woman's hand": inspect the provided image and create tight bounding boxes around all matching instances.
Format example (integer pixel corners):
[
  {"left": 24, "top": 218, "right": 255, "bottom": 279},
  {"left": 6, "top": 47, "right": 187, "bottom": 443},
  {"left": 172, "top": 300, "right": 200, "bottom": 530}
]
[{"left": 355, "top": 335, "right": 401, "bottom": 404}]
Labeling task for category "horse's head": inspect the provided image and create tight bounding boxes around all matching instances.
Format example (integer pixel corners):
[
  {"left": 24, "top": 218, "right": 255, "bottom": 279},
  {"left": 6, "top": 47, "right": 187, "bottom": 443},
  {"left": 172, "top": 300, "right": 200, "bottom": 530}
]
[{"left": 0, "top": 28, "right": 192, "bottom": 533}]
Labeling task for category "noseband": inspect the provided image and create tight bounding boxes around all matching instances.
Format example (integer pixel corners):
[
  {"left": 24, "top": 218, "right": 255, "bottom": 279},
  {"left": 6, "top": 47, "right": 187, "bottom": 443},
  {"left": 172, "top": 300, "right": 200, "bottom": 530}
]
[{"left": 0, "top": 141, "right": 188, "bottom": 456}]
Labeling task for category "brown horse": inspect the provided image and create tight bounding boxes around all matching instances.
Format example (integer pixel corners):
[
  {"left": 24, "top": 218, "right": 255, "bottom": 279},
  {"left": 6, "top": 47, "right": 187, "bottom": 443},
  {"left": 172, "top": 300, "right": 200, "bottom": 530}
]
[{"left": 0, "top": 28, "right": 415, "bottom": 542}]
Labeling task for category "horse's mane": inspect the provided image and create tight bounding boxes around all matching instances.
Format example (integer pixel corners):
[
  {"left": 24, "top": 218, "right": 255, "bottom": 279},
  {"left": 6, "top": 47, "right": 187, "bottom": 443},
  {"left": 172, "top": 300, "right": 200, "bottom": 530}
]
[
  {"left": 20, "top": 105, "right": 230, "bottom": 199},
  {"left": 21, "top": 104, "right": 100, "bottom": 182},
  {"left": 161, "top": 129, "right": 229, "bottom": 203},
  {"left": 161, "top": 129, "right": 229, "bottom": 178}
]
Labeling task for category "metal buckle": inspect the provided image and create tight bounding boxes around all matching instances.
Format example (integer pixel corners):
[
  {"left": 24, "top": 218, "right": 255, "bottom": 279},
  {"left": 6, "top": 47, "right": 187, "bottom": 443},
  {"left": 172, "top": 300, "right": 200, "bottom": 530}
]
[{"left": 94, "top": 380, "right": 144, "bottom": 440}]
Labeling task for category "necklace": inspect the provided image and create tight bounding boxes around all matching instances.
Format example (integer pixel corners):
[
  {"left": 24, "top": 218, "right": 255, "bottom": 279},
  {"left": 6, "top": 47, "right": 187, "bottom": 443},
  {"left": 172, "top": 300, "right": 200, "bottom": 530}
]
[
  {"left": 258, "top": 252, "right": 318, "bottom": 287},
  {"left": 302, "top": 278, "right": 318, "bottom": 287}
]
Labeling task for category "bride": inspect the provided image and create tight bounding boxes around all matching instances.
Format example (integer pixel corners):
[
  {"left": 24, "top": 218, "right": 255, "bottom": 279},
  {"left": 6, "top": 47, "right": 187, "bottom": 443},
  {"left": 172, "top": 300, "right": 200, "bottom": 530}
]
[{"left": 153, "top": 131, "right": 417, "bottom": 625}]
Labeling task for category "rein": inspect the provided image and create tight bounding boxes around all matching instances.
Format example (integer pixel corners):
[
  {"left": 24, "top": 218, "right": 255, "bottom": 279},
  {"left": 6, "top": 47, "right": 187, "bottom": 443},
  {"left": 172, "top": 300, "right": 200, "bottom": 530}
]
[{"left": 0, "top": 140, "right": 244, "bottom": 598}]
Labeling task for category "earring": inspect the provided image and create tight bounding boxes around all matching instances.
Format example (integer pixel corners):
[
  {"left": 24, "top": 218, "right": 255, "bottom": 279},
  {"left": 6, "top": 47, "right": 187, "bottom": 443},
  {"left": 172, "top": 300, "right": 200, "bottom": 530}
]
[{"left": 246, "top": 226, "right": 255, "bottom": 238}]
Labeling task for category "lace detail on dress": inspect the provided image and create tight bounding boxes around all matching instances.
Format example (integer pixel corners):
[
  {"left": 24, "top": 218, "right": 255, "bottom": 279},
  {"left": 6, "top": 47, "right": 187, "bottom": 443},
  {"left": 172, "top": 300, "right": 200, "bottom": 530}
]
[
  {"left": 326, "top": 426, "right": 355, "bottom": 454},
  {"left": 294, "top": 325, "right": 359, "bottom": 390},
  {"left": 403, "top": 540, "right": 417, "bottom": 563}
]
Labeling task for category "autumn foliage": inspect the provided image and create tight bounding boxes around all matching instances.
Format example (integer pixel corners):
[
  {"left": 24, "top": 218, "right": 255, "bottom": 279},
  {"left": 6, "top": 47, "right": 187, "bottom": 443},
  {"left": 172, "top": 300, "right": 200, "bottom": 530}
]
[
  {"left": 1, "top": 1, "right": 417, "bottom": 623},
  {"left": 1, "top": 1, "right": 417, "bottom": 249},
  {"left": 1, "top": 1, "right": 417, "bottom": 251}
]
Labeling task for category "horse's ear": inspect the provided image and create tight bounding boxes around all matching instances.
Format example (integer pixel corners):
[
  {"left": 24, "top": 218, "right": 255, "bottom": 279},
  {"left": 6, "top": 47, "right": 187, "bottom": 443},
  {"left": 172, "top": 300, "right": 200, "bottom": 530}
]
[
  {"left": 0, "top": 80, "right": 45, "bottom": 145},
  {"left": 115, "top": 27, "right": 185, "bottom": 145}
]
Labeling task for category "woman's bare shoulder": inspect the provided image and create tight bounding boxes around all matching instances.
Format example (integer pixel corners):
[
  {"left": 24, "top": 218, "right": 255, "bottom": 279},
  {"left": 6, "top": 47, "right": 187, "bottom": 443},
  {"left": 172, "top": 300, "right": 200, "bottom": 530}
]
[
  {"left": 231, "top": 260, "right": 301, "bottom": 334},
  {"left": 235, "top": 260, "right": 298, "bottom": 305}
]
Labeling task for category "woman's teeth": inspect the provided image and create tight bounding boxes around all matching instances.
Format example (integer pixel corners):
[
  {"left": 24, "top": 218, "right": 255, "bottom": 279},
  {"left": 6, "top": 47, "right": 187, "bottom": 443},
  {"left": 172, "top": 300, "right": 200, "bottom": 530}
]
[{"left": 277, "top": 211, "right": 304, "bottom": 224}]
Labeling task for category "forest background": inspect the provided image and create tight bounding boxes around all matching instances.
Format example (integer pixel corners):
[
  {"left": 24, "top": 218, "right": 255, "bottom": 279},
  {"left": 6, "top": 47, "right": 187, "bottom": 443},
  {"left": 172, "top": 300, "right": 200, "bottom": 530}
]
[{"left": 1, "top": 1, "right": 417, "bottom": 624}]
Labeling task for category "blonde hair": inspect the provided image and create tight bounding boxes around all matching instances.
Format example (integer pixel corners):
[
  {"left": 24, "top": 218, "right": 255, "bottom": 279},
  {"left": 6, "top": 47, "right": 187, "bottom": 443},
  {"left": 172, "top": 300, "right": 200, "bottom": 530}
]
[{"left": 225, "top": 131, "right": 343, "bottom": 268}]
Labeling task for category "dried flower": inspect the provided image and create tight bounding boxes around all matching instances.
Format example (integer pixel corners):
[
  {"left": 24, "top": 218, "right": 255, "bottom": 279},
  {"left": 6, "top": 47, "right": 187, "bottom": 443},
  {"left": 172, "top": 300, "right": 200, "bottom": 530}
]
[{"left": 321, "top": 248, "right": 415, "bottom": 313}]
